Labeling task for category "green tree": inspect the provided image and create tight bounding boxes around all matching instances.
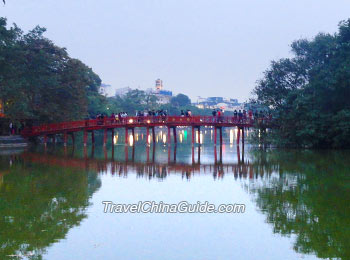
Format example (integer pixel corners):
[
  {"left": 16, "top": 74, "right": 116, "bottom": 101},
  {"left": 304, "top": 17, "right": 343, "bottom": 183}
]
[
  {"left": 170, "top": 93, "right": 191, "bottom": 107},
  {"left": 253, "top": 19, "right": 350, "bottom": 148},
  {"left": 0, "top": 18, "right": 102, "bottom": 124}
]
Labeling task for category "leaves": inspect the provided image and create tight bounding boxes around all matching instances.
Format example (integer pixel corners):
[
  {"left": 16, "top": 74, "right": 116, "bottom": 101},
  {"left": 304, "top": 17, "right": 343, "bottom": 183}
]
[
  {"left": 254, "top": 18, "right": 350, "bottom": 148},
  {"left": 0, "top": 17, "right": 102, "bottom": 123}
]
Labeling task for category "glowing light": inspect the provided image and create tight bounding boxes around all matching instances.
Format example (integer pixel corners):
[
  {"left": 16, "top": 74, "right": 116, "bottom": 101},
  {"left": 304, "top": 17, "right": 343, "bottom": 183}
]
[
  {"left": 162, "top": 134, "right": 167, "bottom": 144},
  {"left": 147, "top": 120, "right": 151, "bottom": 123},
  {"left": 129, "top": 119, "right": 133, "bottom": 123},
  {"left": 147, "top": 134, "right": 151, "bottom": 144},
  {"left": 129, "top": 134, "right": 134, "bottom": 146},
  {"left": 136, "top": 133, "right": 139, "bottom": 141},
  {"left": 195, "top": 132, "right": 204, "bottom": 144},
  {"left": 179, "top": 133, "right": 183, "bottom": 143},
  {"left": 230, "top": 129, "right": 234, "bottom": 144},
  {"left": 113, "top": 134, "right": 118, "bottom": 145}
]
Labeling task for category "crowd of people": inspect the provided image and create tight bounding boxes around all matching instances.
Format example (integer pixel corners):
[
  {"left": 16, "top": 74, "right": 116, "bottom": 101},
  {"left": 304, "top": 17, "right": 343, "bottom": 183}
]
[{"left": 90, "top": 108, "right": 271, "bottom": 125}]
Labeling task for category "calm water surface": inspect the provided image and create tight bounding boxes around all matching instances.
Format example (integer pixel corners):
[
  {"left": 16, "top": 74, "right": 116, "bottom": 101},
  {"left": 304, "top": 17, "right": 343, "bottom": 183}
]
[{"left": 0, "top": 129, "right": 349, "bottom": 260}]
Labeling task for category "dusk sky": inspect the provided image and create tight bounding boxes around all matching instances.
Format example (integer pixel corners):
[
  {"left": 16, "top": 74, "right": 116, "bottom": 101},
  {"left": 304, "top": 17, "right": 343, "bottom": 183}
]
[{"left": 2, "top": 0, "right": 350, "bottom": 102}]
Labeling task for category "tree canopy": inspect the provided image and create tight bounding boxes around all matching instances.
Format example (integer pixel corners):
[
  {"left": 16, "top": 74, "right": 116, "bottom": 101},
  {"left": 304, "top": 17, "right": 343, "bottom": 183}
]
[
  {"left": 254, "top": 19, "right": 350, "bottom": 148},
  {"left": 170, "top": 93, "right": 191, "bottom": 107},
  {"left": 0, "top": 17, "right": 103, "bottom": 123}
]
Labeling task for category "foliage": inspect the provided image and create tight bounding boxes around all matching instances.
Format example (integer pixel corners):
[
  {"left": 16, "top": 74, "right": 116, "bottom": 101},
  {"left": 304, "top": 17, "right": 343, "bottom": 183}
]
[
  {"left": 249, "top": 149, "right": 350, "bottom": 259},
  {"left": 253, "top": 19, "right": 350, "bottom": 148},
  {"left": 108, "top": 90, "right": 211, "bottom": 116},
  {"left": 170, "top": 93, "right": 191, "bottom": 107},
  {"left": 0, "top": 17, "right": 103, "bottom": 123}
]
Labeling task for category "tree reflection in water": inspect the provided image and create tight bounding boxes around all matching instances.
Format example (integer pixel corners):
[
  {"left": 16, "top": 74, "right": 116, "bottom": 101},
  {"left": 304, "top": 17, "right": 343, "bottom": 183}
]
[
  {"left": 1, "top": 145, "right": 350, "bottom": 259},
  {"left": 248, "top": 149, "right": 350, "bottom": 260},
  {"left": 0, "top": 155, "right": 101, "bottom": 260}
]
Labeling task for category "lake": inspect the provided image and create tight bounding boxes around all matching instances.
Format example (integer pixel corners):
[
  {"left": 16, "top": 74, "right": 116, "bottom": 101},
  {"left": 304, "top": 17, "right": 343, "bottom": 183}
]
[{"left": 0, "top": 128, "right": 349, "bottom": 260}]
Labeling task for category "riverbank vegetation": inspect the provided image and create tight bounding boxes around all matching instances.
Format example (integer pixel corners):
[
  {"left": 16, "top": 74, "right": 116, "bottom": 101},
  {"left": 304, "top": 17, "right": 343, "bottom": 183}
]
[{"left": 253, "top": 19, "right": 350, "bottom": 148}]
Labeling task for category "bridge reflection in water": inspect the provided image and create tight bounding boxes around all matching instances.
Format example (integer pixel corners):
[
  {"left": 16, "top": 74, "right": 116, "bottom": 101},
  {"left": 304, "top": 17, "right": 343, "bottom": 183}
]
[{"left": 21, "top": 143, "right": 272, "bottom": 181}]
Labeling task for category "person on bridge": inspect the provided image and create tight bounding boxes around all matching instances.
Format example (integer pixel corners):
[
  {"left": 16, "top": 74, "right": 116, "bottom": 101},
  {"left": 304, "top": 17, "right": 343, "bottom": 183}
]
[
  {"left": 248, "top": 110, "right": 253, "bottom": 121},
  {"left": 181, "top": 110, "right": 185, "bottom": 117},
  {"left": 234, "top": 110, "right": 238, "bottom": 122},
  {"left": 238, "top": 110, "right": 243, "bottom": 122}
]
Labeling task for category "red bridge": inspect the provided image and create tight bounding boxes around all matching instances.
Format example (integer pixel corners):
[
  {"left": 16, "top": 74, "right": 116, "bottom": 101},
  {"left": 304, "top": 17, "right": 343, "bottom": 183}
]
[{"left": 21, "top": 116, "right": 263, "bottom": 146}]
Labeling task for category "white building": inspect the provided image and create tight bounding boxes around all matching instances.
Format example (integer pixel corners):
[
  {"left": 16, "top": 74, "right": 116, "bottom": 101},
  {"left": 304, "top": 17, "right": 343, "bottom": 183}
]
[
  {"left": 99, "top": 83, "right": 111, "bottom": 96},
  {"left": 115, "top": 87, "right": 132, "bottom": 97}
]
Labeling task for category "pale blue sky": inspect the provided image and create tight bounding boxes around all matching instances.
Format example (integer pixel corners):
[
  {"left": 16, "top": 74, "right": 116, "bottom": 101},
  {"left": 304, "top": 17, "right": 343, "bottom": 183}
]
[{"left": 2, "top": 0, "right": 350, "bottom": 101}]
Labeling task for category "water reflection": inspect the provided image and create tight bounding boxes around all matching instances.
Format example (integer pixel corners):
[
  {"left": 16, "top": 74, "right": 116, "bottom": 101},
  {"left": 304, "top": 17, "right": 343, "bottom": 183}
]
[
  {"left": 0, "top": 153, "right": 101, "bottom": 260},
  {"left": 0, "top": 143, "right": 350, "bottom": 259}
]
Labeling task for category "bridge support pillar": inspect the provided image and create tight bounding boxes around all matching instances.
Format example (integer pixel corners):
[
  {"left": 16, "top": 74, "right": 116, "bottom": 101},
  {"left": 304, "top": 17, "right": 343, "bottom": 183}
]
[
  {"left": 43, "top": 135, "right": 48, "bottom": 146},
  {"left": 146, "top": 127, "right": 150, "bottom": 145},
  {"left": 63, "top": 132, "right": 68, "bottom": 146},
  {"left": 168, "top": 127, "right": 171, "bottom": 145},
  {"left": 219, "top": 127, "right": 223, "bottom": 146},
  {"left": 197, "top": 126, "right": 200, "bottom": 144},
  {"left": 237, "top": 127, "right": 240, "bottom": 145},
  {"left": 242, "top": 127, "right": 244, "bottom": 146},
  {"left": 131, "top": 128, "right": 135, "bottom": 145},
  {"left": 152, "top": 127, "right": 155, "bottom": 144},
  {"left": 103, "top": 129, "right": 108, "bottom": 146},
  {"left": 70, "top": 133, "right": 75, "bottom": 145},
  {"left": 125, "top": 128, "right": 128, "bottom": 145},
  {"left": 91, "top": 131, "right": 95, "bottom": 145},
  {"left": 191, "top": 126, "right": 195, "bottom": 145},
  {"left": 111, "top": 129, "right": 114, "bottom": 145},
  {"left": 214, "top": 127, "right": 217, "bottom": 145},
  {"left": 173, "top": 127, "right": 177, "bottom": 144},
  {"left": 84, "top": 131, "right": 88, "bottom": 146}
]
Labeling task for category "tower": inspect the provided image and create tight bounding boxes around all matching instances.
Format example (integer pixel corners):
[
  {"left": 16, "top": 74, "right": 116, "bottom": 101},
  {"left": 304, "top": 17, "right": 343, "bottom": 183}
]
[{"left": 155, "top": 79, "right": 163, "bottom": 91}]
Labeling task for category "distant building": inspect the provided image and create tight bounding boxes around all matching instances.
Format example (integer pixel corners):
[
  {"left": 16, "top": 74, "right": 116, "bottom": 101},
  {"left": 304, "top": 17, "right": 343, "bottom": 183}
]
[
  {"left": 155, "top": 79, "right": 163, "bottom": 91},
  {"left": 115, "top": 87, "right": 132, "bottom": 97},
  {"left": 114, "top": 79, "right": 173, "bottom": 104},
  {"left": 99, "top": 83, "right": 111, "bottom": 96},
  {"left": 196, "top": 96, "right": 240, "bottom": 111},
  {"left": 153, "top": 79, "right": 172, "bottom": 104}
]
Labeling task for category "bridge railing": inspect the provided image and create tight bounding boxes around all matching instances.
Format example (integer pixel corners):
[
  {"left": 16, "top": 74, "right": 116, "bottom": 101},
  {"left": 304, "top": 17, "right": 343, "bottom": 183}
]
[{"left": 22, "top": 116, "right": 267, "bottom": 137}]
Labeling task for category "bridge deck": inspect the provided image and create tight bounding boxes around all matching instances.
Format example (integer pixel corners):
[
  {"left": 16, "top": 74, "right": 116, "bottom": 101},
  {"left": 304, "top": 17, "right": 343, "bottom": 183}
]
[{"left": 22, "top": 116, "right": 259, "bottom": 137}]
